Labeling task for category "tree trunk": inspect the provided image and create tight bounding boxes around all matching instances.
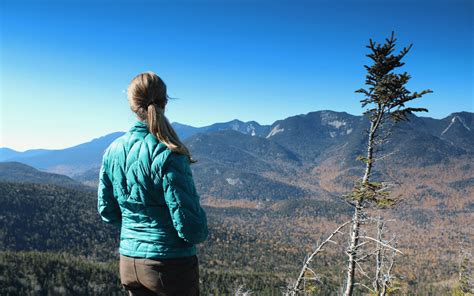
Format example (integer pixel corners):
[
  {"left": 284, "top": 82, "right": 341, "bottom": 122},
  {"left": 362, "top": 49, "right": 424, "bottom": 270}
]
[
  {"left": 343, "top": 204, "right": 361, "bottom": 296},
  {"left": 374, "top": 216, "right": 383, "bottom": 294},
  {"left": 343, "top": 118, "right": 378, "bottom": 296}
]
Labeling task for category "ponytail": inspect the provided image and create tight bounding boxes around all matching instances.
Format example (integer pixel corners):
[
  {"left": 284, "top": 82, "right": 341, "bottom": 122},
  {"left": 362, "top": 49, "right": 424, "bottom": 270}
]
[
  {"left": 127, "top": 71, "right": 195, "bottom": 163},
  {"left": 146, "top": 103, "right": 196, "bottom": 163}
]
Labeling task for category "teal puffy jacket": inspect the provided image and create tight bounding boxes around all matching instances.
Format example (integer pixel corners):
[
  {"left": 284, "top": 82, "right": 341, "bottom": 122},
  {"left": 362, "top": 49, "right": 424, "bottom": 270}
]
[{"left": 97, "top": 120, "right": 208, "bottom": 259}]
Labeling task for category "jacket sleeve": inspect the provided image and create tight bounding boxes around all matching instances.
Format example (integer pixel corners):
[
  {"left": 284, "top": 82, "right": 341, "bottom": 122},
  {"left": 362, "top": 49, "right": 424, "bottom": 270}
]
[
  {"left": 97, "top": 148, "right": 122, "bottom": 228},
  {"left": 162, "top": 152, "right": 208, "bottom": 244}
]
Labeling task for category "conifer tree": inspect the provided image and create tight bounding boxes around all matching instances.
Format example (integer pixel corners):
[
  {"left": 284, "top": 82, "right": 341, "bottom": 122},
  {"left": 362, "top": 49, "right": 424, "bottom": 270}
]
[{"left": 343, "top": 31, "right": 432, "bottom": 296}]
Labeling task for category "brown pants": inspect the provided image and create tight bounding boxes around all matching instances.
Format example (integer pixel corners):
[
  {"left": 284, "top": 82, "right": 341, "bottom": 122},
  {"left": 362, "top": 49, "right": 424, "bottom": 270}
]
[{"left": 119, "top": 254, "right": 200, "bottom": 296}]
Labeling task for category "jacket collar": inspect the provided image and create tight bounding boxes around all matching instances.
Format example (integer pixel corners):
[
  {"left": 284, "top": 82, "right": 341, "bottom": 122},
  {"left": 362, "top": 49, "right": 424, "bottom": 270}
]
[{"left": 129, "top": 120, "right": 149, "bottom": 133}]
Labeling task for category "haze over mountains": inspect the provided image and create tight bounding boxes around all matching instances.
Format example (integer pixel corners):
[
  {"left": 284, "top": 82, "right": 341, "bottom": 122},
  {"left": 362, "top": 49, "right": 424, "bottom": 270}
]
[
  {"left": 1, "top": 110, "right": 472, "bottom": 201},
  {"left": 2, "top": 110, "right": 472, "bottom": 167}
]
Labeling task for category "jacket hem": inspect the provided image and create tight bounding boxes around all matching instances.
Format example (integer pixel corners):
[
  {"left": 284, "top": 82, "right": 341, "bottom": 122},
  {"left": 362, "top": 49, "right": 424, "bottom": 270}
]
[{"left": 119, "top": 246, "right": 197, "bottom": 259}]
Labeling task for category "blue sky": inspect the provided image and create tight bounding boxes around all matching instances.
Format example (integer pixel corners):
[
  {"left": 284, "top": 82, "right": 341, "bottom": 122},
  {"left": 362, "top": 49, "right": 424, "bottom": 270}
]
[{"left": 1, "top": 0, "right": 473, "bottom": 151}]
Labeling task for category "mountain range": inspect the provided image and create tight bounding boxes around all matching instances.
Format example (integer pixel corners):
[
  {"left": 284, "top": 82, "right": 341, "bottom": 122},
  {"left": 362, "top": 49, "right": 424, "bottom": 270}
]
[
  {"left": 1, "top": 109, "right": 472, "bottom": 294},
  {"left": 1, "top": 110, "right": 472, "bottom": 202}
]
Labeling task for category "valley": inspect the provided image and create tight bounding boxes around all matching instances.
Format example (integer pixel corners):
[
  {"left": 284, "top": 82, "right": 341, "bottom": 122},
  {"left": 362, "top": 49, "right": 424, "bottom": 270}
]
[{"left": 0, "top": 110, "right": 473, "bottom": 295}]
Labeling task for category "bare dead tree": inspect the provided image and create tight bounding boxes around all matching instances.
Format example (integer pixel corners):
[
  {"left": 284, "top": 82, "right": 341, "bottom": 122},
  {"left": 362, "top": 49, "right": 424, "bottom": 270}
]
[
  {"left": 342, "top": 216, "right": 401, "bottom": 296},
  {"left": 235, "top": 284, "right": 253, "bottom": 296},
  {"left": 289, "top": 221, "right": 351, "bottom": 295},
  {"left": 342, "top": 31, "right": 432, "bottom": 296},
  {"left": 372, "top": 216, "right": 399, "bottom": 295}
]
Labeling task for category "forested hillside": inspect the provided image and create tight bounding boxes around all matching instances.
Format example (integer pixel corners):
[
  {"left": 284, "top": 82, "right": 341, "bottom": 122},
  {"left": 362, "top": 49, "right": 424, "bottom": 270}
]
[{"left": 0, "top": 176, "right": 470, "bottom": 294}]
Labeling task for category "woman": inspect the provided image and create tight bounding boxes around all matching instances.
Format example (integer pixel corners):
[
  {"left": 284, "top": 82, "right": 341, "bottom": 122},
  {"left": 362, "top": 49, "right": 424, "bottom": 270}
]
[{"left": 97, "top": 71, "right": 209, "bottom": 296}]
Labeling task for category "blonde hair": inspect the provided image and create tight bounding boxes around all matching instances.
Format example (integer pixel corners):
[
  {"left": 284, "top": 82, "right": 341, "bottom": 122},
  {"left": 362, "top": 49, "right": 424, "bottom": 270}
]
[{"left": 127, "top": 71, "right": 196, "bottom": 163}]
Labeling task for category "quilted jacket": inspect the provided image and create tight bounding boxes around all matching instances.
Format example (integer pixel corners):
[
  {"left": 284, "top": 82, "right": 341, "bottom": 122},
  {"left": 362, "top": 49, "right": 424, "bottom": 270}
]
[{"left": 97, "top": 120, "right": 208, "bottom": 259}]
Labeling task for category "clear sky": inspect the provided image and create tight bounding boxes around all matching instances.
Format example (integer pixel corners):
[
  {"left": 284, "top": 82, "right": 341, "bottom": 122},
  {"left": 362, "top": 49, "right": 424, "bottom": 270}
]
[{"left": 1, "top": 0, "right": 473, "bottom": 151}]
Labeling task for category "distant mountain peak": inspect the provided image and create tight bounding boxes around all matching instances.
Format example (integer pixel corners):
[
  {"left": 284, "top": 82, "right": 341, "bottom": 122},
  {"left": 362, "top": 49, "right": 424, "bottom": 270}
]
[{"left": 229, "top": 120, "right": 244, "bottom": 131}]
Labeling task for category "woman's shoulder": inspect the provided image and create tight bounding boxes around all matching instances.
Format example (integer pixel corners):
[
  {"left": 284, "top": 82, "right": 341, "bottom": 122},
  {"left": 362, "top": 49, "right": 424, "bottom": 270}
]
[{"left": 102, "top": 132, "right": 167, "bottom": 162}]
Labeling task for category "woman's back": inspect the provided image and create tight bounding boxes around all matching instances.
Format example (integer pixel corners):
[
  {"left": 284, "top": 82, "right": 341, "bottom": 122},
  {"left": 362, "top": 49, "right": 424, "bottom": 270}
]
[
  {"left": 98, "top": 120, "right": 208, "bottom": 259},
  {"left": 97, "top": 71, "right": 207, "bottom": 295}
]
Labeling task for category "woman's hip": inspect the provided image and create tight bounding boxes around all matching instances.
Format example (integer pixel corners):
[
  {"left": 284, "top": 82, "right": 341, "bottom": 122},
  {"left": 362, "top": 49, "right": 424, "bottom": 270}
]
[{"left": 119, "top": 254, "right": 199, "bottom": 296}]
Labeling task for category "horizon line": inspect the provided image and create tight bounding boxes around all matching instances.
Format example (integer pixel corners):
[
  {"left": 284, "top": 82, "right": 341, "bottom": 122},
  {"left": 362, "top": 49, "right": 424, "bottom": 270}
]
[{"left": 1, "top": 108, "right": 472, "bottom": 153}]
